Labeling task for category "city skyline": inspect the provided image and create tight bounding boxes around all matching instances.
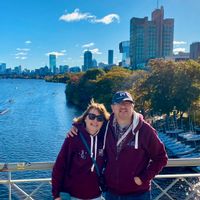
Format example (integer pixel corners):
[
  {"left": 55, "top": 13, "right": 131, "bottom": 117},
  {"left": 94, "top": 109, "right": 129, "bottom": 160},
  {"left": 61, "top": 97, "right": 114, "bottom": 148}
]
[{"left": 1, "top": 0, "right": 200, "bottom": 70}]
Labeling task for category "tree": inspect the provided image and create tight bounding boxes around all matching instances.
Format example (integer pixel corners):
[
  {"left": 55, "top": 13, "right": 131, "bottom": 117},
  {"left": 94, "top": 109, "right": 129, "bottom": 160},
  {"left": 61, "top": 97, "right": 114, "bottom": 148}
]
[
  {"left": 172, "top": 60, "right": 200, "bottom": 113},
  {"left": 65, "top": 73, "right": 83, "bottom": 106},
  {"left": 134, "top": 59, "right": 200, "bottom": 115},
  {"left": 65, "top": 69, "right": 105, "bottom": 109},
  {"left": 94, "top": 67, "right": 133, "bottom": 110}
]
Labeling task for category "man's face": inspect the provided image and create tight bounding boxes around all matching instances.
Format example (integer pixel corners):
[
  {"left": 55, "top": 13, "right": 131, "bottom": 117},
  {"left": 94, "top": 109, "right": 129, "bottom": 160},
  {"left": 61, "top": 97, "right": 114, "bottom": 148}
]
[{"left": 111, "top": 101, "right": 134, "bottom": 122}]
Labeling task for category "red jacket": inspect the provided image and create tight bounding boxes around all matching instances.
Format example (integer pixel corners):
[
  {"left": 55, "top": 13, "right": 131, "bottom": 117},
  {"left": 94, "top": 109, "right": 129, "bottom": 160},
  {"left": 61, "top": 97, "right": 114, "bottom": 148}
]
[
  {"left": 104, "top": 112, "right": 168, "bottom": 195},
  {"left": 52, "top": 123, "right": 106, "bottom": 199}
]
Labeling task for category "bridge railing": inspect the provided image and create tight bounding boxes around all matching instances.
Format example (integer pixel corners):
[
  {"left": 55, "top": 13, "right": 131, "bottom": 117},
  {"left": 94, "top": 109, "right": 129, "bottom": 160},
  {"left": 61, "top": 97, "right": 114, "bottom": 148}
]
[{"left": 0, "top": 158, "right": 200, "bottom": 200}]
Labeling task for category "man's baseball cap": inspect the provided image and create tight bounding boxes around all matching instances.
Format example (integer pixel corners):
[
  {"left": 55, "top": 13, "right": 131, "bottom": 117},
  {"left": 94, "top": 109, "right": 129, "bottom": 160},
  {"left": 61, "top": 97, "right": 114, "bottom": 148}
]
[{"left": 112, "top": 91, "right": 134, "bottom": 104}]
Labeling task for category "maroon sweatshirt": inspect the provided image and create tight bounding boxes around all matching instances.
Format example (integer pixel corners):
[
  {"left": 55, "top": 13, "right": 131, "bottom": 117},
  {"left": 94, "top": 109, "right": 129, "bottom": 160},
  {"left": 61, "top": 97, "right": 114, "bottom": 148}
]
[
  {"left": 52, "top": 123, "right": 106, "bottom": 199},
  {"left": 104, "top": 112, "right": 168, "bottom": 195}
]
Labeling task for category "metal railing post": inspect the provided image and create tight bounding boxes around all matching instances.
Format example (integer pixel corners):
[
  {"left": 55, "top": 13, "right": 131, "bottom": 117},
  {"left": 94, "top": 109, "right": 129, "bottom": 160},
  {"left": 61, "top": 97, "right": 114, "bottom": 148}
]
[{"left": 8, "top": 171, "right": 12, "bottom": 200}]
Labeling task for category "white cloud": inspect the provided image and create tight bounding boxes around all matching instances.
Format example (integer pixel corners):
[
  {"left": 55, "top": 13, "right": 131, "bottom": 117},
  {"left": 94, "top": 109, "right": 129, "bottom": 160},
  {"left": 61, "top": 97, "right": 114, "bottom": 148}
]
[
  {"left": 59, "top": 8, "right": 120, "bottom": 24},
  {"left": 83, "top": 48, "right": 102, "bottom": 55},
  {"left": 16, "top": 48, "right": 30, "bottom": 51},
  {"left": 173, "top": 41, "right": 187, "bottom": 45},
  {"left": 92, "top": 14, "right": 120, "bottom": 24},
  {"left": 15, "top": 48, "right": 29, "bottom": 60},
  {"left": 59, "top": 8, "right": 94, "bottom": 22},
  {"left": 46, "top": 51, "right": 65, "bottom": 57},
  {"left": 173, "top": 48, "right": 186, "bottom": 54},
  {"left": 15, "top": 52, "right": 27, "bottom": 56},
  {"left": 15, "top": 56, "right": 27, "bottom": 60},
  {"left": 82, "top": 42, "right": 94, "bottom": 48},
  {"left": 61, "top": 50, "right": 67, "bottom": 53},
  {"left": 25, "top": 40, "right": 32, "bottom": 44}
]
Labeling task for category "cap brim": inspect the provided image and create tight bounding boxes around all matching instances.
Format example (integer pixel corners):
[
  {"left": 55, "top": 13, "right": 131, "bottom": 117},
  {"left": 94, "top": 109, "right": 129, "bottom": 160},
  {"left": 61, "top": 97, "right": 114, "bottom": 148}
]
[
  {"left": 113, "top": 98, "right": 133, "bottom": 104},
  {"left": 121, "top": 98, "right": 134, "bottom": 103}
]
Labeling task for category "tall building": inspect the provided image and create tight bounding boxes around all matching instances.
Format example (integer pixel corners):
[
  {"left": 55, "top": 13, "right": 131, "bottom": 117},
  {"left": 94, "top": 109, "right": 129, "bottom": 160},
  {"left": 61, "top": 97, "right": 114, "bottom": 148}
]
[
  {"left": 119, "top": 41, "right": 130, "bottom": 67},
  {"left": 69, "top": 66, "right": 81, "bottom": 73},
  {"left": 108, "top": 50, "right": 114, "bottom": 65},
  {"left": 98, "top": 62, "right": 107, "bottom": 69},
  {"left": 14, "top": 65, "right": 22, "bottom": 74},
  {"left": 165, "top": 52, "right": 190, "bottom": 62},
  {"left": 83, "top": 50, "right": 93, "bottom": 71},
  {"left": 92, "top": 59, "right": 97, "bottom": 68},
  {"left": 0, "top": 63, "right": 6, "bottom": 74},
  {"left": 49, "top": 54, "right": 56, "bottom": 74},
  {"left": 130, "top": 6, "right": 174, "bottom": 69},
  {"left": 165, "top": 51, "right": 190, "bottom": 62},
  {"left": 59, "top": 65, "right": 69, "bottom": 74},
  {"left": 190, "top": 42, "right": 200, "bottom": 60}
]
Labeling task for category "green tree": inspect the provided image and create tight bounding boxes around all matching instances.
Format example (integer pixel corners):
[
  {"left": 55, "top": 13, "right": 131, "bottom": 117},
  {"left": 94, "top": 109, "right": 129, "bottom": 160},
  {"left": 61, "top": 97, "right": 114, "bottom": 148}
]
[
  {"left": 134, "top": 59, "right": 200, "bottom": 115},
  {"left": 94, "top": 67, "right": 134, "bottom": 110},
  {"left": 65, "top": 69, "right": 105, "bottom": 109},
  {"left": 65, "top": 73, "right": 83, "bottom": 106},
  {"left": 173, "top": 60, "right": 200, "bottom": 113}
]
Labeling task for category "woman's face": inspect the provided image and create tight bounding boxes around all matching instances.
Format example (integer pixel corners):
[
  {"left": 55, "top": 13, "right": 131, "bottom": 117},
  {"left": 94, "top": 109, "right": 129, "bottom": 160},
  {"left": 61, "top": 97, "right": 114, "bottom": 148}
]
[{"left": 85, "top": 108, "right": 104, "bottom": 135}]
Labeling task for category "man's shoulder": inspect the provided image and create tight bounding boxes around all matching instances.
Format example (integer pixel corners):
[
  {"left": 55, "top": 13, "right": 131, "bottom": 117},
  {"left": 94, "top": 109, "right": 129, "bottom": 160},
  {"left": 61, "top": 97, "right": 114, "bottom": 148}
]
[
  {"left": 140, "top": 120, "right": 156, "bottom": 135},
  {"left": 141, "top": 119, "right": 154, "bottom": 128}
]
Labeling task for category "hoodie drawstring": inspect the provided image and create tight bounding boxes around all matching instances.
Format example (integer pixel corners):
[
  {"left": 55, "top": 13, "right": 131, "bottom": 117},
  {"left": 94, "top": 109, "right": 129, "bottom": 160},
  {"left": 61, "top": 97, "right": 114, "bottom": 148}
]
[
  {"left": 90, "top": 135, "right": 98, "bottom": 172},
  {"left": 90, "top": 135, "right": 94, "bottom": 158},
  {"left": 132, "top": 111, "right": 140, "bottom": 149},
  {"left": 135, "top": 131, "right": 139, "bottom": 149},
  {"left": 102, "top": 121, "right": 110, "bottom": 150}
]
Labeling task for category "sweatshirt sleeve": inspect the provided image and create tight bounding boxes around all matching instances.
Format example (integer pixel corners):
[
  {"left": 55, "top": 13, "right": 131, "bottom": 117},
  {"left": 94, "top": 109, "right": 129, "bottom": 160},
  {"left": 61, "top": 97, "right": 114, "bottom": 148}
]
[
  {"left": 52, "top": 138, "right": 72, "bottom": 199},
  {"left": 139, "top": 126, "right": 168, "bottom": 183}
]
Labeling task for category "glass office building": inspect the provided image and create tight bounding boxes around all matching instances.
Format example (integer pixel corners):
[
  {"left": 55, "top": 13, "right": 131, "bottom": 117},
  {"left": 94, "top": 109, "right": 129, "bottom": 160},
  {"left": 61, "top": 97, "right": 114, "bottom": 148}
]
[
  {"left": 130, "top": 6, "right": 174, "bottom": 69},
  {"left": 49, "top": 54, "right": 56, "bottom": 74}
]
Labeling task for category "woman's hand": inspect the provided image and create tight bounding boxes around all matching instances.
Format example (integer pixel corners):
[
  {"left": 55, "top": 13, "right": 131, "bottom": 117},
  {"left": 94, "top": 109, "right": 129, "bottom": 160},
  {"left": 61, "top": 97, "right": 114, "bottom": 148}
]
[
  {"left": 134, "top": 176, "right": 143, "bottom": 186},
  {"left": 66, "top": 126, "right": 78, "bottom": 138},
  {"left": 55, "top": 197, "right": 61, "bottom": 200}
]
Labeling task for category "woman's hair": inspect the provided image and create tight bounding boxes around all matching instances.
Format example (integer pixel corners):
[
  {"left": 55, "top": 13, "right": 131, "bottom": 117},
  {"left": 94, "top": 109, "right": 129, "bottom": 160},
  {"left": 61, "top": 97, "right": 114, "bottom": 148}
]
[{"left": 73, "top": 99, "right": 110, "bottom": 124}]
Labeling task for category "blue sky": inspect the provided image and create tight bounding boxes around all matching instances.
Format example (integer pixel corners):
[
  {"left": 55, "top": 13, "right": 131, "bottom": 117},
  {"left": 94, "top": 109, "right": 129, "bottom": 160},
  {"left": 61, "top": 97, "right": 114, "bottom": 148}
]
[{"left": 1, "top": 0, "right": 200, "bottom": 70}]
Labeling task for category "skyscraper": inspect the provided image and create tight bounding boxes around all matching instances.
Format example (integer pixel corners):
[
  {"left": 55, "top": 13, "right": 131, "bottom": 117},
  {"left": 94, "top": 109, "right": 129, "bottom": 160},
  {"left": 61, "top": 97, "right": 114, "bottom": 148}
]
[
  {"left": 0, "top": 63, "right": 6, "bottom": 74},
  {"left": 130, "top": 6, "right": 174, "bottom": 69},
  {"left": 59, "top": 65, "right": 69, "bottom": 74},
  {"left": 190, "top": 42, "right": 200, "bottom": 60},
  {"left": 108, "top": 50, "right": 114, "bottom": 65},
  {"left": 49, "top": 54, "right": 56, "bottom": 74},
  {"left": 92, "top": 59, "right": 97, "bottom": 68},
  {"left": 119, "top": 41, "right": 130, "bottom": 67},
  {"left": 14, "top": 65, "right": 22, "bottom": 74},
  {"left": 83, "top": 50, "right": 93, "bottom": 71}
]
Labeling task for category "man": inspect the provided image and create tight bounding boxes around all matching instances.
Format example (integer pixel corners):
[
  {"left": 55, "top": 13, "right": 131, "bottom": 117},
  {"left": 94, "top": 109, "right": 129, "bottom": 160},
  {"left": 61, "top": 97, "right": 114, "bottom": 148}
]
[
  {"left": 102, "top": 91, "right": 167, "bottom": 200},
  {"left": 68, "top": 91, "right": 168, "bottom": 200}
]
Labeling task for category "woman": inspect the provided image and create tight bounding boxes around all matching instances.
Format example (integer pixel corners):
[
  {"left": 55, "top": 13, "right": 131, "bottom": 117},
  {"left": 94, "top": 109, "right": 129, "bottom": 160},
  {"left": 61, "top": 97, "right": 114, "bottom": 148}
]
[{"left": 52, "top": 99, "right": 110, "bottom": 200}]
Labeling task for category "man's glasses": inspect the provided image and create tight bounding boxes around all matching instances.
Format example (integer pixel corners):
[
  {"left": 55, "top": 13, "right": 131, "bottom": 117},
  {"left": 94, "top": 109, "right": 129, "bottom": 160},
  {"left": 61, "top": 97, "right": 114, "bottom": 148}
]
[{"left": 87, "top": 113, "right": 104, "bottom": 122}]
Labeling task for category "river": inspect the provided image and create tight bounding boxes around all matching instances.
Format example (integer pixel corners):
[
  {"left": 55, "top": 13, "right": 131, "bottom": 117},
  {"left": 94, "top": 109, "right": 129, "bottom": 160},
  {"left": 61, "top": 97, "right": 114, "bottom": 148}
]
[{"left": 0, "top": 79, "right": 80, "bottom": 199}]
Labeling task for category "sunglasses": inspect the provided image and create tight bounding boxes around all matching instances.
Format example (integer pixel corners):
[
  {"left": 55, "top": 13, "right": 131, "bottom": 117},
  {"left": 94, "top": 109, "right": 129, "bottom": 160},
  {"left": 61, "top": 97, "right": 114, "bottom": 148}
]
[{"left": 87, "top": 113, "right": 104, "bottom": 122}]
